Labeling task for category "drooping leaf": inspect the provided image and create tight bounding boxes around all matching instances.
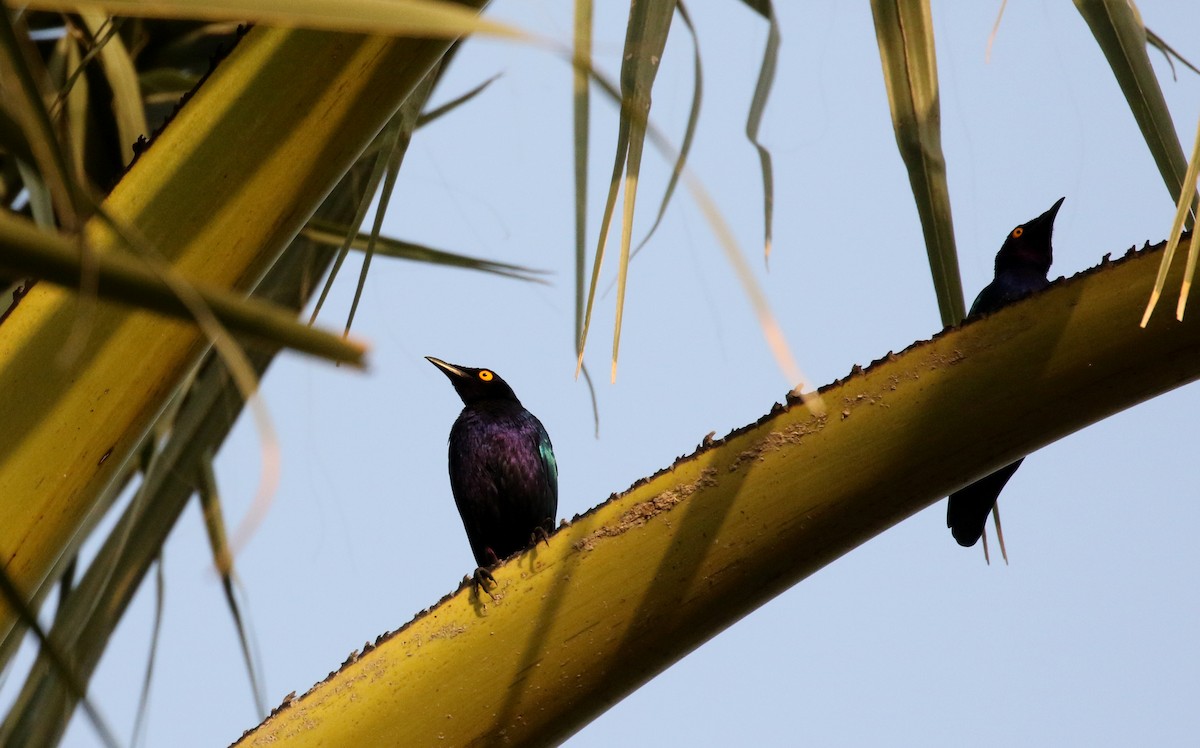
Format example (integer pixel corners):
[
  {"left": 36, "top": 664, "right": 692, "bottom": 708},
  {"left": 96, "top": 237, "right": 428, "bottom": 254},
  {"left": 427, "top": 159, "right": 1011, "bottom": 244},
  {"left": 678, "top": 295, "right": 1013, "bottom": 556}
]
[
  {"left": 870, "top": 0, "right": 965, "bottom": 326},
  {"left": 416, "top": 73, "right": 500, "bottom": 128},
  {"left": 130, "top": 558, "right": 164, "bottom": 748},
  {"left": 1141, "top": 114, "right": 1200, "bottom": 325},
  {"left": 198, "top": 451, "right": 268, "bottom": 718},
  {"left": 1074, "top": 0, "right": 1191, "bottom": 210},
  {"left": 572, "top": 0, "right": 592, "bottom": 352},
  {"left": 743, "top": 0, "right": 779, "bottom": 263},
  {"left": 1145, "top": 27, "right": 1200, "bottom": 80},
  {"left": 568, "top": 11, "right": 803, "bottom": 393},
  {"left": 344, "top": 65, "right": 438, "bottom": 335},
  {"left": 307, "top": 124, "right": 396, "bottom": 326},
  {"left": 301, "top": 220, "right": 549, "bottom": 283},
  {"left": 576, "top": 0, "right": 677, "bottom": 382},
  {"left": 630, "top": 1, "right": 702, "bottom": 260}
]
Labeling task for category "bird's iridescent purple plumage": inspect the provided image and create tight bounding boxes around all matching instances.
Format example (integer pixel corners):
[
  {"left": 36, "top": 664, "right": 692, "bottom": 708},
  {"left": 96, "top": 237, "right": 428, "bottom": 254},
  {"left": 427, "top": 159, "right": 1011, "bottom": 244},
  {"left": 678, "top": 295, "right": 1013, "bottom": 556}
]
[
  {"left": 427, "top": 357, "right": 558, "bottom": 568},
  {"left": 946, "top": 197, "right": 1063, "bottom": 548}
]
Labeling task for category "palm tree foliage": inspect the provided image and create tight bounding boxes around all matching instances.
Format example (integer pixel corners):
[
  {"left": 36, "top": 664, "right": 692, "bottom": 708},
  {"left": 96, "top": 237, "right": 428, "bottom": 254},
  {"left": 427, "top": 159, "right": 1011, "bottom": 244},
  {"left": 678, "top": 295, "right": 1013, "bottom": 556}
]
[{"left": 0, "top": 1, "right": 1197, "bottom": 745}]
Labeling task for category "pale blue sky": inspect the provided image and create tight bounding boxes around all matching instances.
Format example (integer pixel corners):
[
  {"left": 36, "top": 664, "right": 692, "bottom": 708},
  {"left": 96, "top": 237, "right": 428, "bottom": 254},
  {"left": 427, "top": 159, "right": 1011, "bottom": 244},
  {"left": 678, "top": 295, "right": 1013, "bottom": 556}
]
[{"left": 24, "top": 2, "right": 1200, "bottom": 745}]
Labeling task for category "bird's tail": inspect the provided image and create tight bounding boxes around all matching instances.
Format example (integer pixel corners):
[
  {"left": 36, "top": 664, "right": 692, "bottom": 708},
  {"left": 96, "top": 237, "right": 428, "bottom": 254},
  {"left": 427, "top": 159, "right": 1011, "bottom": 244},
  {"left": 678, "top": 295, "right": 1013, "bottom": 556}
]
[{"left": 946, "top": 459, "right": 1024, "bottom": 547}]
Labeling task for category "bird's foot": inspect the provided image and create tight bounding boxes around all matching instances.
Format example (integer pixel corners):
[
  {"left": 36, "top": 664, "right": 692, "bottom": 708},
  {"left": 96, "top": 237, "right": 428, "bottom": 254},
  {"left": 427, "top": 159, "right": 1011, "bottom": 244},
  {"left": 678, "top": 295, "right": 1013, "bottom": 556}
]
[
  {"left": 530, "top": 524, "right": 551, "bottom": 549},
  {"left": 472, "top": 566, "right": 497, "bottom": 598}
]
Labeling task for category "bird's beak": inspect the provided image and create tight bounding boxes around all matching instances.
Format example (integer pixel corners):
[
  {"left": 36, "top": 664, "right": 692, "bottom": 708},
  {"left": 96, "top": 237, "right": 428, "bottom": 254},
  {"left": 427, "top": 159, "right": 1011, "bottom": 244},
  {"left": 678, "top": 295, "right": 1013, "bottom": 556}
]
[
  {"left": 426, "top": 356, "right": 468, "bottom": 380},
  {"left": 1036, "top": 196, "right": 1065, "bottom": 227}
]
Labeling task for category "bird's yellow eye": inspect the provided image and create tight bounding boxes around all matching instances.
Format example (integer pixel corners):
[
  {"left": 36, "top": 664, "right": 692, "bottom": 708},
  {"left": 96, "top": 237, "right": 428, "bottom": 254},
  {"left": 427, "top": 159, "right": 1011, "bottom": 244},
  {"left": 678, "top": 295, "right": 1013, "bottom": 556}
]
[
  {"left": 479, "top": 370, "right": 494, "bottom": 381},
  {"left": 1012, "top": 226, "right": 1024, "bottom": 239}
]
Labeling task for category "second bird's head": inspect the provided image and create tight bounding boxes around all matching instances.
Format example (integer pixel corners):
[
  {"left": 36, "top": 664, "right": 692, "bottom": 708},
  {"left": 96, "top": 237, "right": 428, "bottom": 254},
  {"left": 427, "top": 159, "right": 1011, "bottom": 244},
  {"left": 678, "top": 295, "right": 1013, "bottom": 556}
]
[
  {"left": 426, "top": 356, "right": 520, "bottom": 406},
  {"left": 995, "top": 196, "right": 1065, "bottom": 276}
]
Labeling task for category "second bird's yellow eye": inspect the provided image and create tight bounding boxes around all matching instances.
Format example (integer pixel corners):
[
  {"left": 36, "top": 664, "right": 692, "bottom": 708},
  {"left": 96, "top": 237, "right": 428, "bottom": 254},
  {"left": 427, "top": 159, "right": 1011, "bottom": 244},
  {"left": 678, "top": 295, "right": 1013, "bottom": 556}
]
[
  {"left": 1012, "top": 226, "right": 1024, "bottom": 239},
  {"left": 479, "top": 370, "right": 494, "bottom": 381}
]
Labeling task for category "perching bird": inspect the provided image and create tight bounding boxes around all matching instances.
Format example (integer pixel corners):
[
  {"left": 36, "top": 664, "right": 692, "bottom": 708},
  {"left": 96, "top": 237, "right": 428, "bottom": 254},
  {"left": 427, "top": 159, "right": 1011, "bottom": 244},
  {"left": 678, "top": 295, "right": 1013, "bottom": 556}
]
[
  {"left": 946, "top": 197, "right": 1064, "bottom": 550},
  {"left": 426, "top": 356, "right": 558, "bottom": 590}
]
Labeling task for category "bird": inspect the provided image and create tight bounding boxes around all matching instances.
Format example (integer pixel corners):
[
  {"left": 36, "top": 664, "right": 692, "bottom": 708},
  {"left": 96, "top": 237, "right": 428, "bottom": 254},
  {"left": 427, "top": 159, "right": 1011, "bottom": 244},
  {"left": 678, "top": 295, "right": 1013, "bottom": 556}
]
[
  {"left": 426, "top": 356, "right": 558, "bottom": 592},
  {"left": 946, "top": 197, "right": 1064, "bottom": 551}
]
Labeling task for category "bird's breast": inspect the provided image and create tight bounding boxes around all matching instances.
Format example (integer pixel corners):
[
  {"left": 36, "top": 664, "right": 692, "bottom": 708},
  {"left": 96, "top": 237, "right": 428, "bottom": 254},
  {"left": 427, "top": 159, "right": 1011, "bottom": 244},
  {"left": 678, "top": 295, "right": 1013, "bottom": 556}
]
[{"left": 449, "top": 408, "right": 548, "bottom": 484}]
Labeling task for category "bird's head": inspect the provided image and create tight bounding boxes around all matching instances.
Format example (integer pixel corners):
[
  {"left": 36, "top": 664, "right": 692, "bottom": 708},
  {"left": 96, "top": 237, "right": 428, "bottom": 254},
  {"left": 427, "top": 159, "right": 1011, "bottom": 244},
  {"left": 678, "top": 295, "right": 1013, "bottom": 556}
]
[
  {"left": 426, "top": 356, "right": 521, "bottom": 406},
  {"left": 995, "top": 196, "right": 1064, "bottom": 276}
]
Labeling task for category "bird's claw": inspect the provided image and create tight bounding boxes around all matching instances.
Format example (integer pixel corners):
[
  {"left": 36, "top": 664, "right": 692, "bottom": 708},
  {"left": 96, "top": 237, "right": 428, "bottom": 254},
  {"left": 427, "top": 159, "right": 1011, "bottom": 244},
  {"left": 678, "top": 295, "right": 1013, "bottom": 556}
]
[
  {"left": 530, "top": 524, "right": 551, "bottom": 549},
  {"left": 472, "top": 566, "right": 497, "bottom": 598}
]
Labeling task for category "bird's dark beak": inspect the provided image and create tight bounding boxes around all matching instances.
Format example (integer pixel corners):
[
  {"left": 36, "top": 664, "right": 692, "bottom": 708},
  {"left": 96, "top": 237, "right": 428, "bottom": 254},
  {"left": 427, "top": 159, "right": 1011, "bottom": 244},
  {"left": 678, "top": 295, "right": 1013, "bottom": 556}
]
[
  {"left": 1021, "top": 197, "right": 1065, "bottom": 249},
  {"left": 1034, "top": 196, "right": 1065, "bottom": 228},
  {"left": 426, "top": 356, "right": 468, "bottom": 381}
]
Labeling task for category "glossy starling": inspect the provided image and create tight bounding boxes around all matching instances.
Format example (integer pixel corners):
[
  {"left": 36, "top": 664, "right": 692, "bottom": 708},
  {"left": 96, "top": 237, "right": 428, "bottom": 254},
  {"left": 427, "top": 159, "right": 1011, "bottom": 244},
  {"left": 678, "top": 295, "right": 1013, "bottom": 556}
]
[
  {"left": 426, "top": 357, "right": 558, "bottom": 588},
  {"left": 946, "top": 197, "right": 1064, "bottom": 549}
]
